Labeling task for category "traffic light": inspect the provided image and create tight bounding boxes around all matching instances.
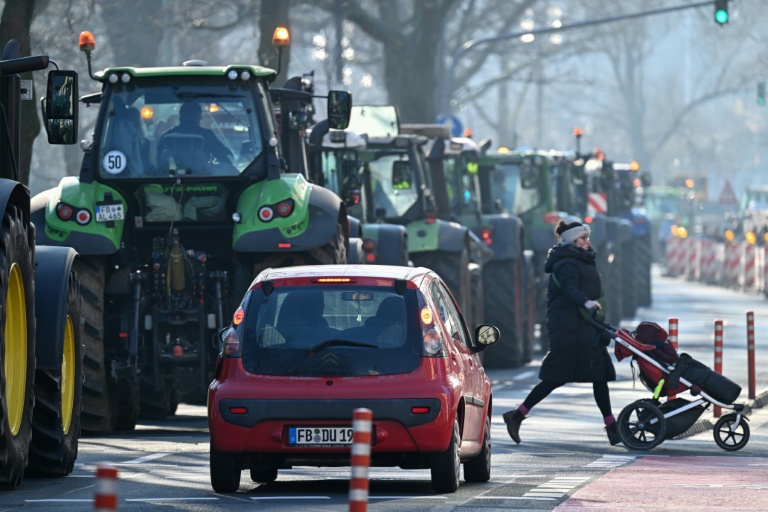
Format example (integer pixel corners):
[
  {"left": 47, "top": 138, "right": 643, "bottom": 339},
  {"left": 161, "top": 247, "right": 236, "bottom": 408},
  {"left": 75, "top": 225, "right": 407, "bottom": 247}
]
[
  {"left": 759, "top": 81, "right": 766, "bottom": 107},
  {"left": 714, "top": 0, "right": 729, "bottom": 25}
]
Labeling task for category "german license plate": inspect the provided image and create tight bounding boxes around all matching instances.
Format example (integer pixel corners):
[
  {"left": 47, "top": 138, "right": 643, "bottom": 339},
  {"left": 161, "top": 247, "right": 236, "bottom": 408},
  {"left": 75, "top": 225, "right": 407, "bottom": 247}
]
[
  {"left": 288, "top": 426, "right": 354, "bottom": 446},
  {"left": 95, "top": 204, "right": 124, "bottom": 222}
]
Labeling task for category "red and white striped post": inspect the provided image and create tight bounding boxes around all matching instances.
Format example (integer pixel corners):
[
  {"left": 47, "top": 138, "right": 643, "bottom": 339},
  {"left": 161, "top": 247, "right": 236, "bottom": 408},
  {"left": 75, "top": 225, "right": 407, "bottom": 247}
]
[
  {"left": 668, "top": 318, "right": 679, "bottom": 401},
  {"left": 714, "top": 320, "right": 724, "bottom": 418},
  {"left": 349, "top": 408, "right": 373, "bottom": 512},
  {"left": 747, "top": 311, "right": 756, "bottom": 400},
  {"left": 94, "top": 464, "right": 119, "bottom": 511}
]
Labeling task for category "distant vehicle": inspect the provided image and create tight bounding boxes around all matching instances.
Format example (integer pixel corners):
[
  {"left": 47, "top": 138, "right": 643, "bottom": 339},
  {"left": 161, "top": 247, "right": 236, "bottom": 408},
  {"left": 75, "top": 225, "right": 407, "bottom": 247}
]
[{"left": 207, "top": 264, "right": 500, "bottom": 494}]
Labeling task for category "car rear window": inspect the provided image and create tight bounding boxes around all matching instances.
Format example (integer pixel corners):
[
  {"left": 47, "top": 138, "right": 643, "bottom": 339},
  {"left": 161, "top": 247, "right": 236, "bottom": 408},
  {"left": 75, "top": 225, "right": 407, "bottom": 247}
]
[{"left": 241, "top": 285, "right": 421, "bottom": 376}]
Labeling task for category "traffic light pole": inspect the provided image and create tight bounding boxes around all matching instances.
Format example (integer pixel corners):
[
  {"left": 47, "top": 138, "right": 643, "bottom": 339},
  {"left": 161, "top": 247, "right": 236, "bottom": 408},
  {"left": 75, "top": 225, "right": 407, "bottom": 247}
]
[{"left": 445, "top": 1, "right": 717, "bottom": 114}]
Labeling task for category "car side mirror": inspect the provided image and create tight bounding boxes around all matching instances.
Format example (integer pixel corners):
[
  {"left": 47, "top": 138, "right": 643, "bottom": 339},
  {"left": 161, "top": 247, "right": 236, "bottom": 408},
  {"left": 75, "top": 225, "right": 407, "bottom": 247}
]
[
  {"left": 44, "top": 69, "right": 78, "bottom": 144},
  {"left": 475, "top": 324, "right": 500, "bottom": 349}
]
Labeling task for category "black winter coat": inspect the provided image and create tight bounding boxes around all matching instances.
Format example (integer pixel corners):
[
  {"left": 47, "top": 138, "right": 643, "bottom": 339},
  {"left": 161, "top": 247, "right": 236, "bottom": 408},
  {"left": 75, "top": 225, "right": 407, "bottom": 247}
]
[{"left": 539, "top": 243, "right": 616, "bottom": 383}]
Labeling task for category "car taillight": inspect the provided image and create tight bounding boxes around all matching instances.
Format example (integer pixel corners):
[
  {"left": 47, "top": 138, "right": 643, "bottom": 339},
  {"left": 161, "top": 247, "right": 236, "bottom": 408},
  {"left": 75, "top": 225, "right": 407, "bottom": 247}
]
[
  {"left": 222, "top": 327, "right": 240, "bottom": 356},
  {"left": 422, "top": 328, "right": 442, "bottom": 355}
]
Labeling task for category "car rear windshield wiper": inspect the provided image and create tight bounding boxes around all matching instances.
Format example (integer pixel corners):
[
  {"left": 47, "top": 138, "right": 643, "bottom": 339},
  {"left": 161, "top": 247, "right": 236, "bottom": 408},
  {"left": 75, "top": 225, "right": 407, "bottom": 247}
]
[{"left": 308, "top": 339, "right": 378, "bottom": 355}]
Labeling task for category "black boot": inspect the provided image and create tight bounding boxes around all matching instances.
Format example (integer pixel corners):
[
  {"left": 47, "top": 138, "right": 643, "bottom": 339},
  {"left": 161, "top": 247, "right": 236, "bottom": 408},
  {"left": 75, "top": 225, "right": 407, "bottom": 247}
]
[
  {"left": 605, "top": 422, "right": 620, "bottom": 446},
  {"left": 502, "top": 409, "right": 526, "bottom": 444}
]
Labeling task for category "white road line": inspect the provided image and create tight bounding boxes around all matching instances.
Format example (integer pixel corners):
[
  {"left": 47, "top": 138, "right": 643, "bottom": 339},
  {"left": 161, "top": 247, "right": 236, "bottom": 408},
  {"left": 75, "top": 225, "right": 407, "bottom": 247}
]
[
  {"left": 123, "top": 453, "right": 172, "bottom": 464},
  {"left": 126, "top": 497, "right": 219, "bottom": 501},
  {"left": 251, "top": 496, "right": 332, "bottom": 500},
  {"left": 369, "top": 496, "right": 447, "bottom": 500}
]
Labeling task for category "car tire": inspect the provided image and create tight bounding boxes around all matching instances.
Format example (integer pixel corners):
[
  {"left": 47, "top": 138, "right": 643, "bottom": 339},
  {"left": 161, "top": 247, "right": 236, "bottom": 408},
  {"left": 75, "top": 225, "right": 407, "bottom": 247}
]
[
  {"left": 463, "top": 413, "right": 491, "bottom": 482},
  {"left": 210, "top": 444, "right": 240, "bottom": 493},
  {"left": 250, "top": 467, "right": 278, "bottom": 483},
  {"left": 430, "top": 416, "right": 461, "bottom": 493}
]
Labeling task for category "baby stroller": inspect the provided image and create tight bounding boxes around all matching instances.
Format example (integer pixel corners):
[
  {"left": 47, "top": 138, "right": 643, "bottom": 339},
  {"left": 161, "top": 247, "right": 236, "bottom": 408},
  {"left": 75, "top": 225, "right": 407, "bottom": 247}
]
[{"left": 594, "top": 317, "right": 749, "bottom": 451}]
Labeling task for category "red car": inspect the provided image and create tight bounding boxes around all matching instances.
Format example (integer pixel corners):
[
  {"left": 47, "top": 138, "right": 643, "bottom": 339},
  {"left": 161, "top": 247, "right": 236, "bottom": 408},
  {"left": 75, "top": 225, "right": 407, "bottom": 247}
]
[{"left": 208, "top": 264, "right": 499, "bottom": 493}]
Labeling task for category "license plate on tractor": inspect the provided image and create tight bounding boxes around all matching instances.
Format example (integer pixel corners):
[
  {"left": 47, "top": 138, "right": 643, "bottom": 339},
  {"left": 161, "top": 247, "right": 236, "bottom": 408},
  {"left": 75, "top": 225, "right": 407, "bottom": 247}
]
[
  {"left": 288, "top": 426, "right": 354, "bottom": 446},
  {"left": 96, "top": 203, "right": 124, "bottom": 222}
]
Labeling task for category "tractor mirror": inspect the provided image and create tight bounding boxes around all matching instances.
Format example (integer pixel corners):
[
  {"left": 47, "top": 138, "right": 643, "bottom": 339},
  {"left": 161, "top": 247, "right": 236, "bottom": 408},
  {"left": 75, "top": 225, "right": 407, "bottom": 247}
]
[
  {"left": 327, "top": 90, "right": 351, "bottom": 130},
  {"left": 45, "top": 69, "right": 78, "bottom": 144}
]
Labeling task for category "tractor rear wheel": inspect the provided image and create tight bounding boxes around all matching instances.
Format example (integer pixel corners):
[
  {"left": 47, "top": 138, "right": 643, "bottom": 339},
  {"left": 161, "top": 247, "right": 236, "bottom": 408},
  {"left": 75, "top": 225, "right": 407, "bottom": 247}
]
[
  {"left": 481, "top": 259, "right": 523, "bottom": 368},
  {"left": 0, "top": 205, "right": 36, "bottom": 489},
  {"left": 253, "top": 222, "right": 348, "bottom": 276},
  {"left": 74, "top": 256, "right": 114, "bottom": 435},
  {"left": 28, "top": 271, "right": 83, "bottom": 476}
]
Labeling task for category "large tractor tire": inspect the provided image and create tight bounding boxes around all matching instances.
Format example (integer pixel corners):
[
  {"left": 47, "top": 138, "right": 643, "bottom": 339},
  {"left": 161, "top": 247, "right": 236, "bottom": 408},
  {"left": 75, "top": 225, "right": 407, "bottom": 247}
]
[
  {"left": 621, "top": 238, "right": 637, "bottom": 319},
  {"left": 522, "top": 254, "right": 536, "bottom": 359},
  {"left": 73, "top": 256, "right": 114, "bottom": 435},
  {"left": 480, "top": 259, "right": 523, "bottom": 368},
  {"left": 0, "top": 205, "right": 36, "bottom": 489},
  {"left": 468, "top": 263, "right": 484, "bottom": 330},
  {"left": 28, "top": 271, "right": 83, "bottom": 476},
  {"left": 636, "top": 234, "right": 653, "bottom": 308},
  {"left": 411, "top": 245, "right": 471, "bottom": 319},
  {"left": 139, "top": 372, "right": 179, "bottom": 420}
]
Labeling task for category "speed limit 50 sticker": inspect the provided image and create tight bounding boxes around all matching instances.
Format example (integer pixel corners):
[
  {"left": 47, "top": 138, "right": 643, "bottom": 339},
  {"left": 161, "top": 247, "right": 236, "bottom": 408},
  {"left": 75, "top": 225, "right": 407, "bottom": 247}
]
[{"left": 102, "top": 150, "right": 128, "bottom": 174}]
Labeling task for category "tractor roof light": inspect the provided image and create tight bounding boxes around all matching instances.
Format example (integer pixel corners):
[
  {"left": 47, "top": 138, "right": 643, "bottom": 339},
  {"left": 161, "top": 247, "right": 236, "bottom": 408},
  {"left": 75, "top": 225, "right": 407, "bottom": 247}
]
[
  {"left": 273, "top": 27, "right": 290, "bottom": 48},
  {"left": 573, "top": 127, "right": 583, "bottom": 138},
  {"left": 79, "top": 31, "right": 96, "bottom": 53},
  {"left": 630, "top": 160, "right": 640, "bottom": 171}
]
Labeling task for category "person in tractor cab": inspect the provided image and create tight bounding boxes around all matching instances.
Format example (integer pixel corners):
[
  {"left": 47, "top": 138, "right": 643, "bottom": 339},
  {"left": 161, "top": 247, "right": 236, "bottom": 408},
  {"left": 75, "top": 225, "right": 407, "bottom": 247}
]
[{"left": 158, "top": 102, "right": 234, "bottom": 174}]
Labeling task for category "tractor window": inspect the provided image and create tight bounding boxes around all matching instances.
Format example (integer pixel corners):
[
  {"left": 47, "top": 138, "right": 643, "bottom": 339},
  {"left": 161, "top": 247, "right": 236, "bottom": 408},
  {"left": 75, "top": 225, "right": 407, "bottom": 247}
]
[
  {"left": 491, "top": 162, "right": 540, "bottom": 216},
  {"left": 320, "top": 148, "right": 363, "bottom": 218},
  {"left": 97, "top": 76, "right": 264, "bottom": 179},
  {"left": 368, "top": 153, "right": 419, "bottom": 218}
]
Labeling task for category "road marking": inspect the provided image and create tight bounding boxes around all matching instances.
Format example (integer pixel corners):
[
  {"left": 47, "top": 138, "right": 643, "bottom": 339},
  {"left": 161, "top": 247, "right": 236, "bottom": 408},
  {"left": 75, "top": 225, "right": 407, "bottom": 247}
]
[
  {"left": 584, "top": 454, "right": 636, "bottom": 469},
  {"left": 369, "top": 495, "right": 446, "bottom": 499},
  {"left": 251, "top": 496, "right": 332, "bottom": 500},
  {"left": 26, "top": 499, "right": 93, "bottom": 503},
  {"left": 123, "top": 453, "right": 172, "bottom": 464},
  {"left": 126, "top": 497, "right": 219, "bottom": 501},
  {"left": 475, "top": 496, "right": 555, "bottom": 501},
  {"left": 523, "top": 475, "right": 591, "bottom": 499}
]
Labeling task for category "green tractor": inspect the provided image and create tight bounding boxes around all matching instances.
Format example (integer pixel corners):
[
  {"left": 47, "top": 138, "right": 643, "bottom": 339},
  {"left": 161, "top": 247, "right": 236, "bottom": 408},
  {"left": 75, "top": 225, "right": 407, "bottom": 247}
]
[
  {"left": 477, "top": 148, "right": 576, "bottom": 353},
  {"left": 30, "top": 30, "right": 351, "bottom": 434},
  {"left": 0, "top": 49, "right": 83, "bottom": 488},
  {"left": 400, "top": 125, "right": 529, "bottom": 367},
  {"left": 343, "top": 105, "right": 477, "bottom": 325}
]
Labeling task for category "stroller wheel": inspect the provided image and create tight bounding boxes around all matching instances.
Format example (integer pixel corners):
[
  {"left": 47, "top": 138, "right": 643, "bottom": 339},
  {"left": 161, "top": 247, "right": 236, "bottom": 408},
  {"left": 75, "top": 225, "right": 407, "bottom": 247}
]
[
  {"left": 713, "top": 413, "right": 750, "bottom": 451},
  {"left": 617, "top": 399, "right": 666, "bottom": 450}
]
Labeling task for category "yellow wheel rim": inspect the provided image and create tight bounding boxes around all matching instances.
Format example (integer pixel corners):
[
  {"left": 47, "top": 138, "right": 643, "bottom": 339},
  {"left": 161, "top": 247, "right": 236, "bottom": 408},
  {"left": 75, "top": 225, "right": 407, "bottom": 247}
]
[
  {"left": 4, "top": 263, "right": 28, "bottom": 436},
  {"left": 61, "top": 315, "right": 75, "bottom": 434}
]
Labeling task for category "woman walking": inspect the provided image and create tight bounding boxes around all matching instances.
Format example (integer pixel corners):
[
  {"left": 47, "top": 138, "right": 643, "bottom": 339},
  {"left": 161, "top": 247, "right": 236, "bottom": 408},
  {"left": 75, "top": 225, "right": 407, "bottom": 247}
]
[{"left": 503, "top": 220, "right": 619, "bottom": 445}]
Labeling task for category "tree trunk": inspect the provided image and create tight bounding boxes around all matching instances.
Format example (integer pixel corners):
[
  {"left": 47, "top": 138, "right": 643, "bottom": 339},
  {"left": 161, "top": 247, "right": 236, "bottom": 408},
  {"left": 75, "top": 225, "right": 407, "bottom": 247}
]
[
  {"left": 0, "top": 0, "right": 38, "bottom": 186},
  {"left": 101, "top": 0, "right": 165, "bottom": 67}
]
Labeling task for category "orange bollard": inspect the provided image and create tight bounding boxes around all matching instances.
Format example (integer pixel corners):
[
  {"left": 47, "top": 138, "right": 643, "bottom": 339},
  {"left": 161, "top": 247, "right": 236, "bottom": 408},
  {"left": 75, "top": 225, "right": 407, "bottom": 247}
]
[
  {"left": 94, "top": 464, "right": 119, "bottom": 511},
  {"left": 747, "top": 311, "right": 756, "bottom": 400},
  {"left": 668, "top": 318, "right": 679, "bottom": 401},
  {"left": 714, "top": 320, "right": 723, "bottom": 418},
  {"left": 349, "top": 408, "right": 373, "bottom": 512}
]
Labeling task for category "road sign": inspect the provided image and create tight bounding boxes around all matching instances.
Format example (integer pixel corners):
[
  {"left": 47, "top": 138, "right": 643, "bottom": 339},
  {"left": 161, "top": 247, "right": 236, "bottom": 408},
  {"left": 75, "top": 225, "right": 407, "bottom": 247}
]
[
  {"left": 718, "top": 180, "right": 738, "bottom": 206},
  {"left": 435, "top": 113, "right": 463, "bottom": 138}
]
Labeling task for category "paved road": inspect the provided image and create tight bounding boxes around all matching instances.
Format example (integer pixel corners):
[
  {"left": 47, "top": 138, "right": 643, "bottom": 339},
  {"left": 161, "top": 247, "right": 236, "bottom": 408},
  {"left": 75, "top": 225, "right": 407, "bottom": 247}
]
[{"left": 3, "top": 266, "right": 768, "bottom": 511}]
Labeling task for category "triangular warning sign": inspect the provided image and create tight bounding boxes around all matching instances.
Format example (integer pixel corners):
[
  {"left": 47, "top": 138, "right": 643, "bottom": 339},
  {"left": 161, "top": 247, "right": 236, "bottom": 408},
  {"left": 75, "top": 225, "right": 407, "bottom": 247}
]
[{"left": 719, "top": 180, "right": 738, "bottom": 205}]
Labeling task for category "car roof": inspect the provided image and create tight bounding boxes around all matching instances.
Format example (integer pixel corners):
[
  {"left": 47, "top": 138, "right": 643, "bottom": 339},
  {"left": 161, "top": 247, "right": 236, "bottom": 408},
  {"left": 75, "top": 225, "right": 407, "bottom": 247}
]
[{"left": 256, "top": 264, "right": 432, "bottom": 287}]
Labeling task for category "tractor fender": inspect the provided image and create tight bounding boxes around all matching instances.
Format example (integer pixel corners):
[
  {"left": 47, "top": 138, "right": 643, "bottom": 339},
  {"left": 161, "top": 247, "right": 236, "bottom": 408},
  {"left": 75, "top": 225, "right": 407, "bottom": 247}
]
[
  {"left": 478, "top": 214, "right": 523, "bottom": 260},
  {"left": 362, "top": 223, "right": 408, "bottom": 266},
  {"left": 347, "top": 237, "right": 364, "bottom": 263},
  {"left": 234, "top": 181, "right": 348, "bottom": 252},
  {"left": 0, "top": 178, "right": 32, "bottom": 252},
  {"left": 30, "top": 182, "right": 121, "bottom": 255},
  {"left": 618, "top": 218, "right": 634, "bottom": 243},
  {"left": 408, "top": 219, "right": 468, "bottom": 254},
  {"left": 33, "top": 246, "right": 79, "bottom": 370},
  {"left": 348, "top": 215, "right": 362, "bottom": 238}
]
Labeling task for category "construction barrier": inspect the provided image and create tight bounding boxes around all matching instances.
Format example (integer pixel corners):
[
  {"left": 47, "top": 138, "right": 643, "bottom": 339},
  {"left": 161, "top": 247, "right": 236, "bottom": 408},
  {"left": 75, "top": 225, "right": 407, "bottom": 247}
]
[
  {"left": 349, "top": 408, "right": 373, "bottom": 512},
  {"left": 94, "top": 464, "right": 119, "bottom": 511}
]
